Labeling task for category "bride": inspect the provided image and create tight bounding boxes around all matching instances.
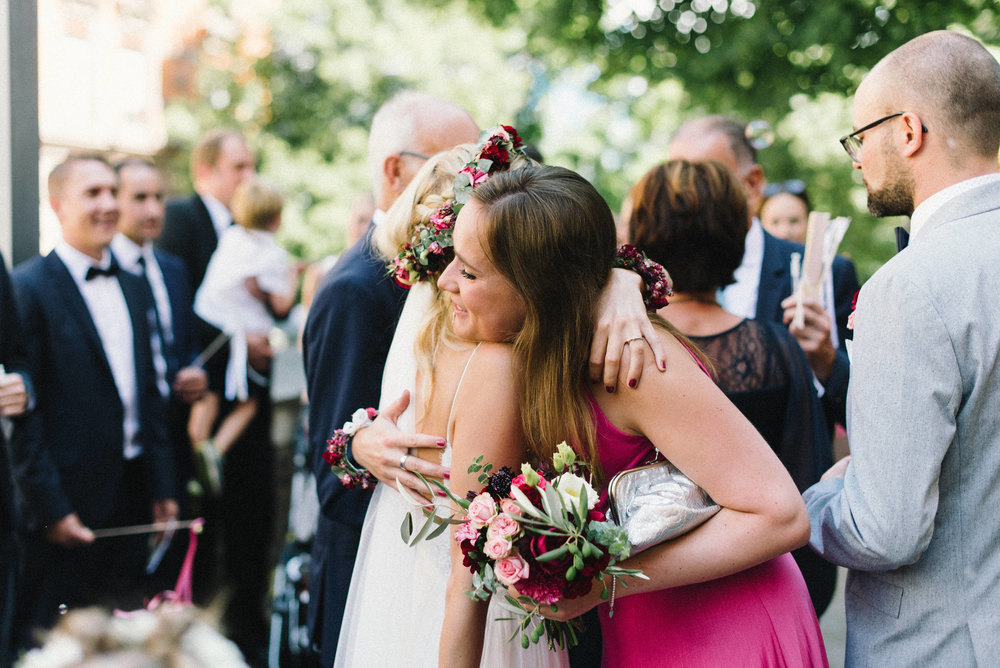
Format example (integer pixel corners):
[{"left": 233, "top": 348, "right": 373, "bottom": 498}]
[{"left": 334, "top": 128, "right": 663, "bottom": 667}]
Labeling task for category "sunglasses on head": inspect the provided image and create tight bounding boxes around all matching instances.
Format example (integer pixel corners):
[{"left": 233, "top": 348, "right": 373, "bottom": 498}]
[{"left": 763, "top": 180, "right": 806, "bottom": 198}]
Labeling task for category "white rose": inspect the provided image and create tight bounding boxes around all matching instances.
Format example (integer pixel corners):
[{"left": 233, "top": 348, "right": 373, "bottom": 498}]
[
  {"left": 343, "top": 407, "right": 374, "bottom": 435},
  {"left": 554, "top": 472, "right": 597, "bottom": 512}
]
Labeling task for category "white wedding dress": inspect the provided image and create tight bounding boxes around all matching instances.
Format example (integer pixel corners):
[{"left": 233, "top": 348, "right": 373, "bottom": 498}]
[{"left": 334, "top": 283, "right": 568, "bottom": 668}]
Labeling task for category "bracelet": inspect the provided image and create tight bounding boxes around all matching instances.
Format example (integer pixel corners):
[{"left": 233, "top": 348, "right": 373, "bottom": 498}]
[
  {"left": 324, "top": 407, "right": 378, "bottom": 490},
  {"left": 614, "top": 244, "right": 673, "bottom": 310}
]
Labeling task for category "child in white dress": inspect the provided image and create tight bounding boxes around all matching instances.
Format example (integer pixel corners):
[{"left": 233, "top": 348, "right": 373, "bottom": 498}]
[{"left": 190, "top": 176, "right": 297, "bottom": 494}]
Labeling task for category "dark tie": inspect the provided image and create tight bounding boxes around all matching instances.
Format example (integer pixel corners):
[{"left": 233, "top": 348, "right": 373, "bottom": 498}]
[
  {"left": 138, "top": 256, "right": 179, "bottom": 381},
  {"left": 85, "top": 261, "right": 119, "bottom": 281},
  {"left": 895, "top": 226, "right": 910, "bottom": 253}
]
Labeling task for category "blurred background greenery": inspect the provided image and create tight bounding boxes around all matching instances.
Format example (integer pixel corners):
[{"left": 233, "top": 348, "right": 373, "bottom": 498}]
[{"left": 161, "top": 0, "right": 1000, "bottom": 282}]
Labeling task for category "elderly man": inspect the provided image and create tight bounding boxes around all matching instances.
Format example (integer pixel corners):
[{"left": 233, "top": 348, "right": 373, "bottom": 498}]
[
  {"left": 804, "top": 31, "right": 1000, "bottom": 665},
  {"left": 302, "top": 91, "right": 478, "bottom": 665}
]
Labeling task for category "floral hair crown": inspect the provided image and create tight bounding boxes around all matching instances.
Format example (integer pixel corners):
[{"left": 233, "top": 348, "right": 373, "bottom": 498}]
[{"left": 390, "top": 124, "right": 526, "bottom": 288}]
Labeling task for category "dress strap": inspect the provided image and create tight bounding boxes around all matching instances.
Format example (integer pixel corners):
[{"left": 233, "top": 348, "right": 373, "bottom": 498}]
[{"left": 445, "top": 342, "right": 483, "bottom": 444}]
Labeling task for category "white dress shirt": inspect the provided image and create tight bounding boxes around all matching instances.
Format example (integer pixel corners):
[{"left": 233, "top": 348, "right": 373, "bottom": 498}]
[
  {"left": 719, "top": 218, "right": 764, "bottom": 319},
  {"left": 909, "top": 173, "right": 1000, "bottom": 240},
  {"left": 54, "top": 241, "right": 142, "bottom": 459},
  {"left": 111, "top": 234, "right": 172, "bottom": 397},
  {"left": 199, "top": 191, "right": 233, "bottom": 240}
]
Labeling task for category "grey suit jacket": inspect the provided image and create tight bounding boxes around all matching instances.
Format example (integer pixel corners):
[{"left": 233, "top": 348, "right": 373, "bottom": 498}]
[{"left": 804, "top": 175, "right": 1000, "bottom": 666}]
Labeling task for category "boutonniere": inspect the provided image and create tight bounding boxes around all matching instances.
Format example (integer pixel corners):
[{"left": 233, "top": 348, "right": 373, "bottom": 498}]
[{"left": 847, "top": 289, "right": 860, "bottom": 331}]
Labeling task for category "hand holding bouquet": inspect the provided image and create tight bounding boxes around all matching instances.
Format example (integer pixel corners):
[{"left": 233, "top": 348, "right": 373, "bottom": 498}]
[{"left": 401, "top": 442, "right": 644, "bottom": 650}]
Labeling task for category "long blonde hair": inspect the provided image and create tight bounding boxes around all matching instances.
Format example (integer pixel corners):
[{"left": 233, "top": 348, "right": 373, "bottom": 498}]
[{"left": 373, "top": 145, "right": 537, "bottom": 412}]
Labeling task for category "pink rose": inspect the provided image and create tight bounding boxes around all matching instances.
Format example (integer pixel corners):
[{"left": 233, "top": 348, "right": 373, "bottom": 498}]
[
  {"left": 500, "top": 498, "right": 522, "bottom": 517},
  {"left": 467, "top": 493, "right": 497, "bottom": 529},
  {"left": 494, "top": 554, "right": 530, "bottom": 586},
  {"left": 484, "top": 536, "right": 513, "bottom": 560},
  {"left": 488, "top": 513, "right": 521, "bottom": 540},
  {"left": 459, "top": 166, "right": 489, "bottom": 187},
  {"left": 455, "top": 521, "right": 480, "bottom": 544}
]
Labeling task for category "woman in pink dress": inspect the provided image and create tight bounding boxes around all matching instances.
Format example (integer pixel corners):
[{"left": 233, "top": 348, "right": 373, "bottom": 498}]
[{"left": 438, "top": 165, "right": 828, "bottom": 667}]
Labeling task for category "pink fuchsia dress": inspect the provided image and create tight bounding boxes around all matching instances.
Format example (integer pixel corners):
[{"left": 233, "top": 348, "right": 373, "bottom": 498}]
[{"left": 589, "top": 394, "right": 829, "bottom": 667}]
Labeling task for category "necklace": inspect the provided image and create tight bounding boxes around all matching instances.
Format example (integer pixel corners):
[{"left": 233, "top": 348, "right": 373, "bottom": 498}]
[{"left": 670, "top": 295, "right": 719, "bottom": 306}]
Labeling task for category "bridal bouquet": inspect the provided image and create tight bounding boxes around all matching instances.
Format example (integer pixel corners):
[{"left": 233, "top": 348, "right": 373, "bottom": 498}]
[{"left": 401, "top": 442, "right": 643, "bottom": 650}]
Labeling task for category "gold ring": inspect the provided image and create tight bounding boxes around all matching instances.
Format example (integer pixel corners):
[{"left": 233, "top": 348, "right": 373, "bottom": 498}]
[{"left": 624, "top": 336, "right": 644, "bottom": 344}]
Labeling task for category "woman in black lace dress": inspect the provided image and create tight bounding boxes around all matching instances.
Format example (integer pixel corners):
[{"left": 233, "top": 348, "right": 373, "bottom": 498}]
[{"left": 626, "top": 159, "right": 834, "bottom": 614}]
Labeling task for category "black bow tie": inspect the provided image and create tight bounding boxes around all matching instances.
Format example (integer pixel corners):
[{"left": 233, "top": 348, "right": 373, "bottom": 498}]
[
  {"left": 895, "top": 226, "right": 910, "bottom": 253},
  {"left": 85, "top": 262, "right": 120, "bottom": 281}
]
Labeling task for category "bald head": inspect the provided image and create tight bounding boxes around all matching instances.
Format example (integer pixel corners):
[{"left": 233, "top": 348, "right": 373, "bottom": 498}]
[
  {"left": 368, "top": 91, "right": 479, "bottom": 210},
  {"left": 863, "top": 31, "right": 1000, "bottom": 161}
]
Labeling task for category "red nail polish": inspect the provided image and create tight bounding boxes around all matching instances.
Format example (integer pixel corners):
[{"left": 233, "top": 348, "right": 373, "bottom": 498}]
[
  {"left": 628, "top": 378, "right": 637, "bottom": 389},
  {"left": 606, "top": 385, "right": 615, "bottom": 393},
  {"left": 443, "top": 472, "right": 451, "bottom": 479},
  {"left": 659, "top": 361, "right": 666, "bottom": 371},
  {"left": 437, "top": 439, "right": 447, "bottom": 447},
  {"left": 435, "top": 490, "right": 447, "bottom": 497}
]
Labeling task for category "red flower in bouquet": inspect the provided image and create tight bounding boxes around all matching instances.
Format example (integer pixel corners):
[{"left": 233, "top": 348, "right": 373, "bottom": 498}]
[{"left": 405, "top": 442, "right": 642, "bottom": 650}]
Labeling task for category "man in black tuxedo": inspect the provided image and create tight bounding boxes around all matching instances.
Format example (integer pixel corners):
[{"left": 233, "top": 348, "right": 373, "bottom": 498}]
[
  {"left": 160, "top": 129, "right": 255, "bottom": 290},
  {"left": 10, "top": 155, "right": 177, "bottom": 648},
  {"left": 158, "top": 130, "right": 273, "bottom": 663},
  {"left": 669, "top": 115, "right": 860, "bottom": 616},
  {"left": 302, "top": 91, "right": 479, "bottom": 666},
  {"left": 0, "top": 249, "right": 37, "bottom": 665},
  {"left": 112, "top": 159, "right": 207, "bottom": 515}
]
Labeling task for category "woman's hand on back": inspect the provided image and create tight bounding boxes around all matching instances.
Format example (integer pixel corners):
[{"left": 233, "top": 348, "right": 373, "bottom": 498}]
[
  {"left": 589, "top": 268, "right": 668, "bottom": 391},
  {"left": 350, "top": 390, "right": 449, "bottom": 499}
]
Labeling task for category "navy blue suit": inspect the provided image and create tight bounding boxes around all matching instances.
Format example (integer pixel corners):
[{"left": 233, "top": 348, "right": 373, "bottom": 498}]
[
  {"left": 0, "top": 251, "right": 36, "bottom": 664},
  {"left": 754, "top": 228, "right": 859, "bottom": 615},
  {"left": 10, "top": 251, "right": 174, "bottom": 639},
  {"left": 160, "top": 192, "right": 275, "bottom": 660},
  {"left": 160, "top": 194, "right": 218, "bottom": 292},
  {"left": 755, "top": 228, "right": 860, "bottom": 428},
  {"left": 302, "top": 227, "right": 407, "bottom": 665},
  {"left": 154, "top": 248, "right": 201, "bottom": 378}
]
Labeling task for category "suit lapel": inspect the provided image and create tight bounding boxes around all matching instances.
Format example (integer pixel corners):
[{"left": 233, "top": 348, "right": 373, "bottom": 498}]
[
  {"left": 755, "top": 230, "right": 790, "bottom": 322},
  {"left": 43, "top": 253, "right": 115, "bottom": 382}
]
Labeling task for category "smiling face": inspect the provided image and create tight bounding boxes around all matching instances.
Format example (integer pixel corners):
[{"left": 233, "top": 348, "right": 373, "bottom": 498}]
[
  {"left": 117, "top": 162, "right": 165, "bottom": 244},
  {"left": 437, "top": 199, "right": 527, "bottom": 343},
  {"left": 51, "top": 159, "right": 119, "bottom": 260}
]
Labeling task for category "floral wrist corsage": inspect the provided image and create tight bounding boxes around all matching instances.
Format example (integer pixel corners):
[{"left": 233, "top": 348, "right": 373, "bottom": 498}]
[
  {"left": 324, "top": 407, "right": 378, "bottom": 490},
  {"left": 614, "top": 245, "right": 674, "bottom": 310}
]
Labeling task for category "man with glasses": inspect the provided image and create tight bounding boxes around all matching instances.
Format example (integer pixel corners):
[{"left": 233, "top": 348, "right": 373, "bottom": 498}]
[
  {"left": 302, "top": 91, "right": 478, "bottom": 665},
  {"left": 804, "top": 31, "right": 1000, "bottom": 666}
]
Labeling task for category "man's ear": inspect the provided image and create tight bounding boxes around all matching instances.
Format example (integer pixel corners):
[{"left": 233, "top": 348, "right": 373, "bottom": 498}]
[
  {"left": 900, "top": 112, "right": 926, "bottom": 158},
  {"left": 743, "top": 164, "right": 765, "bottom": 216},
  {"left": 382, "top": 154, "right": 406, "bottom": 199}
]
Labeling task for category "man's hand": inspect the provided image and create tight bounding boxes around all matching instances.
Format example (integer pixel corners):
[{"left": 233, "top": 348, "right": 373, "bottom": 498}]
[
  {"left": 782, "top": 295, "right": 837, "bottom": 381},
  {"left": 0, "top": 371, "right": 29, "bottom": 417},
  {"left": 245, "top": 332, "right": 274, "bottom": 373},
  {"left": 152, "top": 498, "right": 180, "bottom": 524},
  {"left": 244, "top": 276, "right": 267, "bottom": 304},
  {"left": 589, "top": 268, "right": 668, "bottom": 392},
  {"left": 44, "top": 513, "right": 96, "bottom": 548},
  {"left": 351, "top": 391, "right": 449, "bottom": 499},
  {"left": 821, "top": 455, "right": 851, "bottom": 482},
  {"left": 173, "top": 366, "right": 208, "bottom": 403}
]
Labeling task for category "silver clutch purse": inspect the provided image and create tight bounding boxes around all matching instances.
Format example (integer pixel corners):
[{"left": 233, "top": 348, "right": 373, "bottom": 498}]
[{"left": 607, "top": 460, "right": 721, "bottom": 553}]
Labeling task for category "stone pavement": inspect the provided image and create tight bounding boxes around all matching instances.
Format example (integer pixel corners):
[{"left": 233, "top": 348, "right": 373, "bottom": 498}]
[{"left": 819, "top": 567, "right": 848, "bottom": 667}]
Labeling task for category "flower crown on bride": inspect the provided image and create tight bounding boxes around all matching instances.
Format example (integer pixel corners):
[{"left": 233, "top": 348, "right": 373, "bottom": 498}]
[{"left": 390, "top": 124, "right": 527, "bottom": 288}]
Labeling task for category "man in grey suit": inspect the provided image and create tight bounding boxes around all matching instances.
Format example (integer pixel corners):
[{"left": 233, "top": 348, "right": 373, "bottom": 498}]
[{"left": 804, "top": 31, "right": 1000, "bottom": 666}]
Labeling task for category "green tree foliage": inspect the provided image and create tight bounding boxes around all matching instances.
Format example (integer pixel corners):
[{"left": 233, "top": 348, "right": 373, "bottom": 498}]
[{"left": 167, "top": 0, "right": 998, "bottom": 280}]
